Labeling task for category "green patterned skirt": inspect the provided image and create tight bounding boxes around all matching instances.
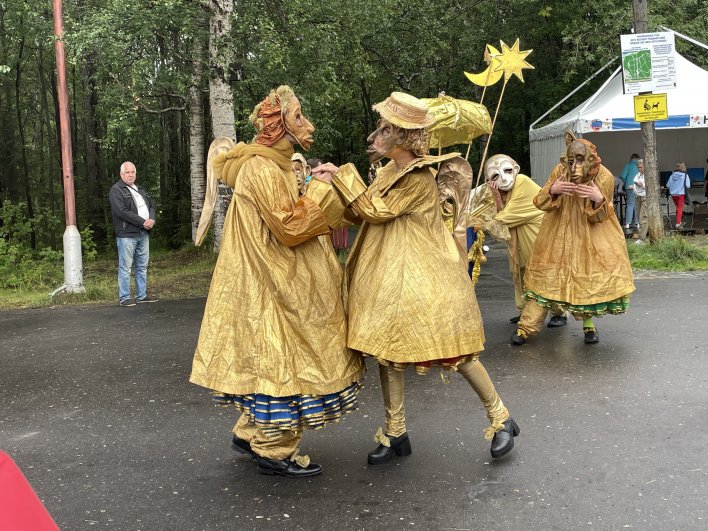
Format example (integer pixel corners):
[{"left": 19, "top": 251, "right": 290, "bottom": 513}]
[{"left": 523, "top": 290, "right": 630, "bottom": 319}]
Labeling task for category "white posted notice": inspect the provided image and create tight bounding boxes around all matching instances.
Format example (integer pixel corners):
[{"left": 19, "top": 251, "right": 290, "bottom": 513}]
[{"left": 620, "top": 31, "right": 676, "bottom": 95}]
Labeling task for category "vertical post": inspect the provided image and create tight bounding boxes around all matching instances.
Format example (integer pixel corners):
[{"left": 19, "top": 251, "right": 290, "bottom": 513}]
[
  {"left": 632, "top": 0, "right": 664, "bottom": 242},
  {"left": 52, "top": 0, "right": 84, "bottom": 295}
]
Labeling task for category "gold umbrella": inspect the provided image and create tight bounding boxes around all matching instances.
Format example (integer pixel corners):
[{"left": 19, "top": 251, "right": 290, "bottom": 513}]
[{"left": 421, "top": 94, "right": 492, "bottom": 149}]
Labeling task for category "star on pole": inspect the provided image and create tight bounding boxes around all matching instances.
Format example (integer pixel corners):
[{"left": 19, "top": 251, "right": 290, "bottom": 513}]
[{"left": 493, "top": 39, "right": 534, "bottom": 83}]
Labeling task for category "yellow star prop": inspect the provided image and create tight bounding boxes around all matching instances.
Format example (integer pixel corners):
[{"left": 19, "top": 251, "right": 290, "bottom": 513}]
[{"left": 493, "top": 38, "right": 534, "bottom": 83}]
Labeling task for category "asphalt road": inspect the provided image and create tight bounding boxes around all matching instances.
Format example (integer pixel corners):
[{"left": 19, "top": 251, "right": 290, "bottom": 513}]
[{"left": 1, "top": 248, "right": 707, "bottom": 530}]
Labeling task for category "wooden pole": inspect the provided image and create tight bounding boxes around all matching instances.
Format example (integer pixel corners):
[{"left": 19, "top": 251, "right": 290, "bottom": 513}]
[{"left": 632, "top": 0, "right": 664, "bottom": 242}]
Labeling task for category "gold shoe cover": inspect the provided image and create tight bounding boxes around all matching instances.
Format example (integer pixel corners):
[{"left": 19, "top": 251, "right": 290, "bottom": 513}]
[{"left": 456, "top": 355, "right": 510, "bottom": 440}]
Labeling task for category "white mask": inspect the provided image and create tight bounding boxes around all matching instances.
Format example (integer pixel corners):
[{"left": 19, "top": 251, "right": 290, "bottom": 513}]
[{"left": 485, "top": 155, "right": 520, "bottom": 191}]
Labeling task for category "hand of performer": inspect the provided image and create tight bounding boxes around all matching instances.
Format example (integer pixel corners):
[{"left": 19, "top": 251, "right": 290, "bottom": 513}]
[
  {"left": 311, "top": 162, "right": 339, "bottom": 183},
  {"left": 575, "top": 181, "right": 604, "bottom": 205},
  {"left": 487, "top": 180, "right": 503, "bottom": 212},
  {"left": 550, "top": 178, "right": 576, "bottom": 196}
]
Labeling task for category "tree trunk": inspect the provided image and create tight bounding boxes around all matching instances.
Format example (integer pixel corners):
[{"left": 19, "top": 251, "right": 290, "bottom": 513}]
[
  {"left": 15, "top": 34, "right": 36, "bottom": 249},
  {"left": 189, "top": 34, "right": 206, "bottom": 243},
  {"left": 82, "top": 57, "right": 106, "bottom": 244},
  {"left": 632, "top": 0, "right": 664, "bottom": 242},
  {"left": 208, "top": 0, "right": 236, "bottom": 252}
]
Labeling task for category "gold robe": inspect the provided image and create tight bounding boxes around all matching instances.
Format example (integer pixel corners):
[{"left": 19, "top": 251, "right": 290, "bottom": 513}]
[
  {"left": 524, "top": 163, "right": 635, "bottom": 305},
  {"left": 190, "top": 142, "right": 364, "bottom": 397},
  {"left": 494, "top": 174, "right": 544, "bottom": 306},
  {"left": 331, "top": 158, "right": 486, "bottom": 364}
]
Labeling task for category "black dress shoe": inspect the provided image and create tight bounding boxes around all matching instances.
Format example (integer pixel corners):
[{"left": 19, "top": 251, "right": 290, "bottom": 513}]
[
  {"left": 510, "top": 330, "right": 526, "bottom": 345},
  {"left": 490, "top": 417, "right": 520, "bottom": 458},
  {"left": 231, "top": 436, "right": 257, "bottom": 460},
  {"left": 509, "top": 315, "right": 521, "bottom": 324},
  {"left": 256, "top": 456, "right": 323, "bottom": 478},
  {"left": 367, "top": 432, "right": 412, "bottom": 465},
  {"left": 584, "top": 328, "right": 600, "bottom": 344},
  {"left": 547, "top": 314, "right": 567, "bottom": 328}
]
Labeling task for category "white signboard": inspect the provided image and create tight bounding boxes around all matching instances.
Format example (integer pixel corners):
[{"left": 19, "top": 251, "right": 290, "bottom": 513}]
[{"left": 620, "top": 31, "right": 676, "bottom": 94}]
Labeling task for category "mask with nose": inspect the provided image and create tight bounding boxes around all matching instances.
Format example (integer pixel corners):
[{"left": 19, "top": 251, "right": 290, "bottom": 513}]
[{"left": 485, "top": 154, "right": 520, "bottom": 191}]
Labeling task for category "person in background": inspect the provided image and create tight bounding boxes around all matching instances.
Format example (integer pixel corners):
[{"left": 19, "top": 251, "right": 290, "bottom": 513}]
[
  {"left": 108, "top": 161, "right": 158, "bottom": 307},
  {"left": 620, "top": 153, "right": 640, "bottom": 231},
  {"left": 703, "top": 158, "right": 708, "bottom": 203},
  {"left": 291, "top": 153, "right": 310, "bottom": 196},
  {"left": 666, "top": 161, "right": 691, "bottom": 229},
  {"left": 306, "top": 158, "right": 321, "bottom": 187},
  {"left": 633, "top": 159, "right": 648, "bottom": 244}
]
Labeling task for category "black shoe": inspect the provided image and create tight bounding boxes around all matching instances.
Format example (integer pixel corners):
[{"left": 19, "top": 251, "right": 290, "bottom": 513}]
[
  {"left": 584, "top": 328, "right": 600, "bottom": 344},
  {"left": 119, "top": 299, "right": 136, "bottom": 307},
  {"left": 136, "top": 295, "right": 159, "bottom": 303},
  {"left": 490, "top": 417, "right": 520, "bottom": 458},
  {"left": 256, "top": 456, "right": 323, "bottom": 478},
  {"left": 367, "top": 432, "right": 412, "bottom": 465},
  {"left": 547, "top": 315, "right": 567, "bottom": 328},
  {"left": 231, "top": 436, "right": 257, "bottom": 460},
  {"left": 510, "top": 330, "right": 526, "bottom": 345},
  {"left": 509, "top": 315, "right": 520, "bottom": 324}
]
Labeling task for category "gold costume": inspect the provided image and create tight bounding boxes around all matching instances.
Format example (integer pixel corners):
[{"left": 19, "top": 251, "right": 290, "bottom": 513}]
[
  {"left": 334, "top": 159, "right": 486, "bottom": 364},
  {"left": 190, "top": 139, "right": 365, "bottom": 458},
  {"left": 326, "top": 157, "right": 509, "bottom": 439},
  {"left": 493, "top": 174, "right": 544, "bottom": 310},
  {"left": 525, "top": 163, "right": 634, "bottom": 305}
]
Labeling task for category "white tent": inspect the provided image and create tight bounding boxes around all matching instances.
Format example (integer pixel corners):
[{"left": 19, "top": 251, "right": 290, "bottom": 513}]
[{"left": 529, "top": 52, "right": 708, "bottom": 187}]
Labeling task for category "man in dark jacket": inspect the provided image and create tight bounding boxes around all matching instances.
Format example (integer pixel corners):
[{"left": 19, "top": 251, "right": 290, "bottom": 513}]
[{"left": 109, "top": 161, "right": 157, "bottom": 306}]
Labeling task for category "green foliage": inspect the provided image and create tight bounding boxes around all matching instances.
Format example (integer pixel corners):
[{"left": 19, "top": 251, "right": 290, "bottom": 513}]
[{"left": 628, "top": 236, "right": 708, "bottom": 270}]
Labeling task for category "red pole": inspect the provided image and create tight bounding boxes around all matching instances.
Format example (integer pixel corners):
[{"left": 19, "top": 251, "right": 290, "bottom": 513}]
[{"left": 52, "top": 0, "right": 76, "bottom": 227}]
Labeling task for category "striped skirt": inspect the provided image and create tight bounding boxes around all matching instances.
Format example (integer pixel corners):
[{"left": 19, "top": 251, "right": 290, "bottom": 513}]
[{"left": 212, "top": 382, "right": 361, "bottom": 437}]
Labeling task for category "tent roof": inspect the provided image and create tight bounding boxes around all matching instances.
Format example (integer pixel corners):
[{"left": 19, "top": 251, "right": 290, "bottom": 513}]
[{"left": 530, "top": 53, "right": 708, "bottom": 141}]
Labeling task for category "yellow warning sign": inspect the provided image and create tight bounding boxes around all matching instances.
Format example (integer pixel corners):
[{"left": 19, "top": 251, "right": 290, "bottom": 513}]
[{"left": 634, "top": 93, "right": 668, "bottom": 122}]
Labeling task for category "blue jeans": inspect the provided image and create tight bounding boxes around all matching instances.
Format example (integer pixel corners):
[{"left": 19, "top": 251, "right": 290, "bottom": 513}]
[
  {"left": 625, "top": 188, "right": 638, "bottom": 226},
  {"left": 117, "top": 232, "right": 149, "bottom": 302}
]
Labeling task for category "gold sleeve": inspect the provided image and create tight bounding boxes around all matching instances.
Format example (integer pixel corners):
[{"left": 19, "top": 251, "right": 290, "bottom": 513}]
[
  {"left": 332, "top": 164, "right": 426, "bottom": 225},
  {"left": 305, "top": 178, "right": 351, "bottom": 229},
  {"left": 248, "top": 165, "right": 329, "bottom": 247},
  {"left": 584, "top": 172, "right": 613, "bottom": 223},
  {"left": 534, "top": 166, "right": 564, "bottom": 211}
]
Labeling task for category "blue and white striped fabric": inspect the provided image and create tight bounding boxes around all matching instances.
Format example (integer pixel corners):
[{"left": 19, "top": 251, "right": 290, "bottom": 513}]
[{"left": 212, "top": 382, "right": 361, "bottom": 437}]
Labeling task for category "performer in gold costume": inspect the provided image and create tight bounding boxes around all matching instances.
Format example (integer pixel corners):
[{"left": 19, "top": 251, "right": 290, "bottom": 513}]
[
  {"left": 511, "top": 132, "right": 635, "bottom": 345},
  {"left": 484, "top": 154, "right": 567, "bottom": 327},
  {"left": 190, "top": 86, "right": 364, "bottom": 478},
  {"left": 313, "top": 92, "right": 519, "bottom": 463}
]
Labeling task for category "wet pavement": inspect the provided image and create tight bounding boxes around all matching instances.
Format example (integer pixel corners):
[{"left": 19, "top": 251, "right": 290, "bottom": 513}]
[{"left": 1, "top": 247, "right": 707, "bottom": 530}]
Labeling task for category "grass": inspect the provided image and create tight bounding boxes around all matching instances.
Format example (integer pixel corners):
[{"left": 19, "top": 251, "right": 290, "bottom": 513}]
[
  {"left": 628, "top": 234, "right": 708, "bottom": 271},
  {"left": 0, "top": 245, "right": 217, "bottom": 310},
  {"left": 2, "top": 234, "right": 707, "bottom": 310}
]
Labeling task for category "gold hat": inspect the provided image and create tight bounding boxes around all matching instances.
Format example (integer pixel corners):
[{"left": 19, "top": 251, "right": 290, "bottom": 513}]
[{"left": 372, "top": 92, "right": 435, "bottom": 130}]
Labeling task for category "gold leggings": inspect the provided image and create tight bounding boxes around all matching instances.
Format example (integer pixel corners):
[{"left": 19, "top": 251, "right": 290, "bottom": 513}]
[
  {"left": 233, "top": 415, "right": 302, "bottom": 460},
  {"left": 380, "top": 354, "right": 509, "bottom": 439}
]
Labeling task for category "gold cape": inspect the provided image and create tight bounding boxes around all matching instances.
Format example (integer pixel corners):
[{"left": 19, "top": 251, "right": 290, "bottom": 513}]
[
  {"left": 524, "top": 163, "right": 635, "bottom": 305},
  {"left": 330, "top": 158, "right": 486, "bottom": 364},
  {"left": 190, "top": 140, "right": 365, "bottom": 396},
  {"left": 494, "top": 174, "right": 544, "bottom": 291}
]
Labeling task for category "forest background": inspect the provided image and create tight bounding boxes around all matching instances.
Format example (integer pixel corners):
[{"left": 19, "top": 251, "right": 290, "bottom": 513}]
[{"left": 1, "top": 0, "right": 707, "bottom": 295}]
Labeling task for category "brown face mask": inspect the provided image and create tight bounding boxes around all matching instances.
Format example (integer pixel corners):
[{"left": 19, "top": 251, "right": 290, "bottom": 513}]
[
  {"left": 283, "top": 97, "right": 315, "bottom": 151},
  {"left": 366, "top": 119, "right": 404, "bottom": 164},
  {"left": 563, "top": 141, "right": 595, "bottom": 184}
]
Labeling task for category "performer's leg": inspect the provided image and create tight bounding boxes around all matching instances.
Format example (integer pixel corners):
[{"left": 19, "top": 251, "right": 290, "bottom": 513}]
[
  {"left": 579, "top": 315, "right": 599, "bottom": 344},
  {"left": 380, "top": 364, "right": 406, "bottom": 437},
  {"left": 512, "top": 300, "right": 547, "bottom": 344},
  {"left": 232, "top": 414, "right": 302, "bottom": 460},
  {"left": 457, "top": 355, "right": 519, "bottom": 458},
  {"left": 368, "top": 363, "right": 411, "bottom": 465}
]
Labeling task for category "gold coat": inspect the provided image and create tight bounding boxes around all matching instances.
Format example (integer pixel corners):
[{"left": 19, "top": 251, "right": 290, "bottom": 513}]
[
  {"left": 190, "top": 143, "right": 364, "bottom": 397},
  {"left": 331, "top": 158, "right": 486, "bottom": 364},
  {"left": 524, "top": 163, "right": 635, "bottom": 305},
  {"left": 494, "top": 174, "right": 544, "bottom": 292}
]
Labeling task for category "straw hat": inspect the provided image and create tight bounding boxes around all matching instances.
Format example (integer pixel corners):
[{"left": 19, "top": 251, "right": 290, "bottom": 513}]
[{"left": 372, "top": 92, "right": 435, "bottom": 130}]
